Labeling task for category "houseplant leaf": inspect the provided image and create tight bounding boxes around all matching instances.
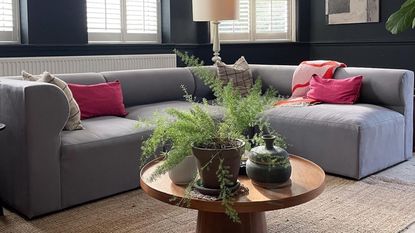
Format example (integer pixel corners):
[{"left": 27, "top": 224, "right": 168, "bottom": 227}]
[{"left": 386, "top": 0, "right": 415, "bottom": 34}]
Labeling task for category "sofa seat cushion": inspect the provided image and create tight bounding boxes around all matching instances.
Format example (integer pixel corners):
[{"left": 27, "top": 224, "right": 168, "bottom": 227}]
[
  {"left": 266, "top": 104, "right": 403, "bottom": 129},
  {"left": 60, "top": 116, "right": 152, "bottom": 208},
  {"left": 264, "top": 104, "right": 405, "bottom": 179},
  {"left": 61, "top": 116, "right": 146, "bottom": 146},
  {"left": 125, "top": 101, "right": 224, "bottom": 121}
]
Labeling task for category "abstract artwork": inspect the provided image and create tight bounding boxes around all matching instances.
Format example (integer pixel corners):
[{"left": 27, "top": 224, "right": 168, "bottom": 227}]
[{"left": 326, "top": 0, "right": 379, "bottom": 25}]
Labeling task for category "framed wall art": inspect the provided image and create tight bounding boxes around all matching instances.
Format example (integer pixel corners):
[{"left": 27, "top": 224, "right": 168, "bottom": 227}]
[{"left": 326, "top": 0, "right": 380, "bottom": 25}]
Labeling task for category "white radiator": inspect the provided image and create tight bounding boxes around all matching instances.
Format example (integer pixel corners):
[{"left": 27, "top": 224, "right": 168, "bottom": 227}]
[{"left": 0, "top": 54, "right": 177, "bottom": 76}]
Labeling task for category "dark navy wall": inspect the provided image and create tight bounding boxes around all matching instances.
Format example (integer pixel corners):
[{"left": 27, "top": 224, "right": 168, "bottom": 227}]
[
  {"left": 2, "top": 0, "right": 414, "bottom": 71},
  {"left": 20, "top": 0, "right": 88, "bottom": 44},
  {"left": 161, "top": 0, "right": 209, "bottom": 44},
  {"left": 0, "top": 0, "right": 310, "bottom": 66},
  {"left": 308, "top": 0, "right": 415, "bottom": 71},
  {"left": 196, "top": 43, "right": 309, "bottom": 66}
]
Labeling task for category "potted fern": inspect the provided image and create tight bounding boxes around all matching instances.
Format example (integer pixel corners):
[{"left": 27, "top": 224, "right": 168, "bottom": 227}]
[{"left": 139, "top": 51, "right": 282, "bottom": 222}]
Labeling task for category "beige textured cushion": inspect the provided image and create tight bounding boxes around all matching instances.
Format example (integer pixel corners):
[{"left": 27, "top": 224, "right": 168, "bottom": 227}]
[
  {"left": 216, "top": 56, "right": 253, "bottom": 96},
  {"left": 22, "top": 71, "right": 84, "bottom": 131}
]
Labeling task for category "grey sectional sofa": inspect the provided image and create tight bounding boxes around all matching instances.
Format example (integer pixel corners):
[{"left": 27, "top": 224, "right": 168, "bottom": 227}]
[{"left": 0, "top": 65, "right": 412, "bottom": 218}]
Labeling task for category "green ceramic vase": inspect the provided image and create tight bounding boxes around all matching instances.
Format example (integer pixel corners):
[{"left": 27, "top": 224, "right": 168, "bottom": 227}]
[{"left": 246, "top": 135, "right": 292, "bottom": 188}]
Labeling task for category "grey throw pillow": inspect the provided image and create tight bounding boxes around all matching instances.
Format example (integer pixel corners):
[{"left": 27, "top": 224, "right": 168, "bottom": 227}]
[
  {"left": 216, "top": 56, "right": 253, "bottom": 96},
  {"left": 22, "top": 71, "right": 84, "bottom": 131}
]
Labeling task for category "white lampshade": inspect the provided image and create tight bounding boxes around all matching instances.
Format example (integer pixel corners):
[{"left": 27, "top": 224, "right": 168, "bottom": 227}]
[{"left": 192, "top": 0, "right": 239, "bottom": 22}]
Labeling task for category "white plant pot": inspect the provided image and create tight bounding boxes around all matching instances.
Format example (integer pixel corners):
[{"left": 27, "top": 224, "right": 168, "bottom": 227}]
[{"left": 168, "top": 155, "right": 197, "bottom": 185}]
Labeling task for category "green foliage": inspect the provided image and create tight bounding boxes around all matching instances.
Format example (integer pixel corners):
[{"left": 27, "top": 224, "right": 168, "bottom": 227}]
[
  {"left": 217, "top": 159, "right": 240, "bottom": 223},
  {"left": 386, "top": 0, "right": 415, "bottom": 34},
  {"left": 140, "top": 104, "right": 219, "bottom": 181},
  {"left": 175, "top": 49, "right": 284, "bottom": 151},
  {"left": 140, "top": 50, "right": 286, "bottom": 223}
]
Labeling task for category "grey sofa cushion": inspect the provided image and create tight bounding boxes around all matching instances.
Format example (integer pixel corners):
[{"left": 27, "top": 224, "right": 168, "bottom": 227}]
[
  {"left": 187, "top": 66, "right": 216, "bottom": 100},
  {"left": 250, "top": 65, "right": 296, "bottom": 97},
  {"left": 265, "top": 104, "right": 405, "bottom": 179},
  {"left": 55, "top": 73, "right": 107, "bottom": 85},
  {"left": 333, "top": 68, "right": 412, "bottom": 113},
  {"left": 60, "top": 116, "right": 152, "bottom": 208},
  {"left": 126, "top": 101, "right": 224, "bottom": 121},
  {"left": 101, "top": 68, "right": 196, "bottom": 107},
  {"left": 191, "top": 65, "right": 297, "bottom": 99}
]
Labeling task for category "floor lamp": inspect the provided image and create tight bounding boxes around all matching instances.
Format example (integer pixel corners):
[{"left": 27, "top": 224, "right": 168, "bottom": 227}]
[{"left": 192, "top": 0, "right": 239, "bottom": 64}]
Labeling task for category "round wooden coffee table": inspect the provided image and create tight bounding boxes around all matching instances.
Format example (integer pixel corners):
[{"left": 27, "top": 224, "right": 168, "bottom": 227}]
[{"left": 140, "top": 155, "right": 325, "bottom": 233}]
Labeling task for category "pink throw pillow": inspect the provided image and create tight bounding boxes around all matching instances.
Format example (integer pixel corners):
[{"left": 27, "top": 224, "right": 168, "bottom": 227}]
[
  {"left": 306, "top": 74, "right": 363, "bottom": 104},
  {"left": 68, "top": 81, "right": 128, "bottom": 119}
]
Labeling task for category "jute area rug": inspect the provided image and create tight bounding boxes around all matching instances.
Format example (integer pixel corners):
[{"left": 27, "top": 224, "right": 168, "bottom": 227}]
[{"left": 1, "top": 158, "right": 415, "bottom": 233}]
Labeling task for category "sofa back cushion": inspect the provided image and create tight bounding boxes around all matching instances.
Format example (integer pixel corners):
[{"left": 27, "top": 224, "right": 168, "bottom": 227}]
[
  {"left": 333, "top": 67, "right": 413, "bottom": 115},
  {"left": 101, "top": 68, "right": 196, "bottom": 107},
  {"left": 248, "top": 65, "right": 413, "bottom": 114},
  {"left": 250, "top": 65, "right": 295, "bottom": 97},
  {"left": 55, "top": 73, "right": 107, "bottom": 85},
  {"left": 189, "top": 66, "right": 216, "bottom": 100},
  {"left": 191, "top": 65, "right": 296, "bottom": 99}
]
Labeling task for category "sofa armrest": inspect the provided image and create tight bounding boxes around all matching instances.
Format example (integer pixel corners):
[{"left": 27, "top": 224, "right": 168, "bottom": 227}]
[
  {"left": 334, "top": 67, "right": 414, "bottom": 159},
  {"left": 0, "top": 79, "right": 69, "bottom": 218}
]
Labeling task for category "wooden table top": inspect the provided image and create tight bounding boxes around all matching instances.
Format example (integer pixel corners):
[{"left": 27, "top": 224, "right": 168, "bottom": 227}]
[{"left": 140, "top": 155, "right": 325, "bottom": 213}]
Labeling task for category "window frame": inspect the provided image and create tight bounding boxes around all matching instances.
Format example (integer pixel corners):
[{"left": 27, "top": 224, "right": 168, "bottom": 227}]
[
  {"left": 87, "top": 0, "right": 162, "bottom": 44},
  {"left": 217, "top": 0, "right": 296, "bottom": 43},
  {"left": 0, "top": 0, "right": 20, "bottom": 44}
]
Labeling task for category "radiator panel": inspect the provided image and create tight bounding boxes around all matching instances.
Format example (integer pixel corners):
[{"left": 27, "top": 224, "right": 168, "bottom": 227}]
[{"left": 0, "top": 54, "right": 177, "bottom": 76}]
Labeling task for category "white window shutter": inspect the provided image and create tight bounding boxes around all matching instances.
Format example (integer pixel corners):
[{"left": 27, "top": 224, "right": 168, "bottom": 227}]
[
  {"left": 0, "top": 0, "right": 19, "bottom": 42},
  {"left": 256, "top": 0, "right": 288, "bottom": 33},
  {"left": 126, "top": 0, "right": 158, "bottom": 34},
  {"left": 218, "top": 0, "right": 294, "bottom": 42},
  {"left": 219, "top": 0, "right": 250, "bottom": 33},
  {"left": 87, "top": 0, "right": 160, "bottom": 43}
]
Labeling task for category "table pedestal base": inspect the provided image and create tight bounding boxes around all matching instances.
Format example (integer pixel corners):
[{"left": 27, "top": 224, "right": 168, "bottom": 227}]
[{"left": 196, "top": 211, "right": 267, "bottom": 233}]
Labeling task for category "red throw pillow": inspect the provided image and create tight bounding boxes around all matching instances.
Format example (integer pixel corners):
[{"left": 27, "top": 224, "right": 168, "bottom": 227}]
[
  {"left": 306, "top": 74, "right": 363, "bottom": 104},
  {"left": 68, "top": 81, "right": 128, "bottom": 119}
]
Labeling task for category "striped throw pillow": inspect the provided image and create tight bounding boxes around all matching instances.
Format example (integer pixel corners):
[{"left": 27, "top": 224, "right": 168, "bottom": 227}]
[
  {"left": 22, "top": 71, "right": 84, "bottom": 131},
  {"left": 216, "top": 56, "right": 253, "bottom": 96}
]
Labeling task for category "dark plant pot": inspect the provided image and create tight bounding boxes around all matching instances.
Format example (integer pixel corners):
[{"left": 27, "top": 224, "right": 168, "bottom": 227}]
[{"left": 192, "top": 140, "right": 245, "bottom": 189}]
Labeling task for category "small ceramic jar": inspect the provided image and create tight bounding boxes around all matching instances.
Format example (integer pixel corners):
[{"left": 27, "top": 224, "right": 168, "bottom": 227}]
[{"left": 246, "top": 135, "right": 292, "bottom": 188}]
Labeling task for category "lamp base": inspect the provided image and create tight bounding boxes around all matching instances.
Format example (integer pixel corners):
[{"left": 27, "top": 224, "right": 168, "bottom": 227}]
[
  {"left": 211, "top": 21, "right": 221, "bottom": 64},
  {"left": 212, "top": 55, "right": 221, "bottom": 64}
]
